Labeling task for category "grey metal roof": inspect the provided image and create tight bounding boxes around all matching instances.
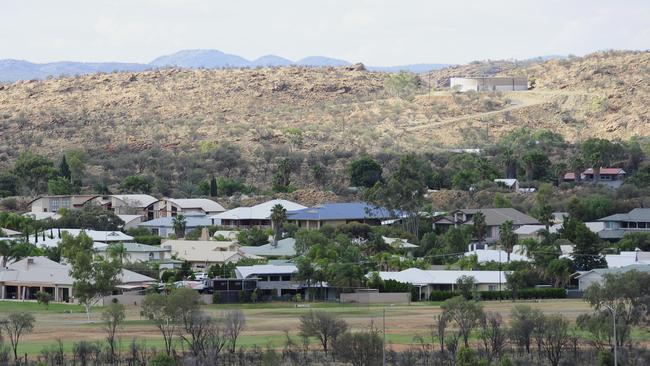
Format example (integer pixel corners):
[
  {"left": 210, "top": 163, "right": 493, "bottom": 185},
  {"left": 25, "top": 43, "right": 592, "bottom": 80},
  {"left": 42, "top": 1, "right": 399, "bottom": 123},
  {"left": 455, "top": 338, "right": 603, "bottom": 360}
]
[
  {"left": 240, "top": 238, "right": 297, "bottom": 257},
  {"left": 139, "top": 215, "right": 213, "bottom": 228},
  {"left": 95, "top": 242, "right": 170, "bottom": 253},
  {"left": 599, "top": 208, "right": 650, "bottom": 222},
  {"left": 460, "top": 208, "right": 539, "bottom": 226}
]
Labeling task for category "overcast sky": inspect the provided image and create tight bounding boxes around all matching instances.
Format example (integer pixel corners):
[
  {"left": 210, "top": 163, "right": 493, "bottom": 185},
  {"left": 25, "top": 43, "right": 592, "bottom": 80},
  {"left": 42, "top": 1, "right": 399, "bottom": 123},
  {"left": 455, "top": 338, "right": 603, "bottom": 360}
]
[{"left": 1, "top": 0, "right": 649, "bottom": 65}]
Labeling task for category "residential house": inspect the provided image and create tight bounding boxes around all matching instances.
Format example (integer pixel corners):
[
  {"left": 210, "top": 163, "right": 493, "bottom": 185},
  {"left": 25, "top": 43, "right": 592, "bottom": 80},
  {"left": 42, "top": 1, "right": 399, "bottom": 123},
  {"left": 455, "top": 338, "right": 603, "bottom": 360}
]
[
  {"left": 464, "top": 247, "right": 531, "bottom": 263},
  {"left": 117, "top": 215, "right": 143, "bottom": 231},
  {"left": 432, "top": 208, "right": 538, "bottom": 244},
  {"left": 146, "top": 198, "right": 226, "bottom": 219},
  {"left": 0, "top": 228, "right": 21, "bottom": 237},
  {"left": 28, "top": 195, "right": 97, "bottom": 213},
  {"left": 494, "top": 179, "right": 519, "bottom": 191},
  {"left": 88, "top": 194, "right": 158, "bottom": 216},
  {"left": 450, "top": 77, "right": 528, "bottom": 92},
  {"left": 240, "top": 238, "right": 297, "bottom": 258},
  {"left": 286, "top": 202, "right": 397, "bottom": 229},
  {"left": 27, "top": 228, "right": 133, "bottom": 248},
  {"left": 95, "top": 242, "right": 171, "bottom": 263},
  {"left": 374, "top": 268, "right": 508, "bottom": 300},
  {"left": 575, "top": 264, "right": 650, "bottom": 291},
  {"left": 564, "top": 168, "right": 626, "bottom": 188},
  {"left": 138, "top": 215, "right": 213, "bottom": 237},
  {"left": 597, "top": 208, "right": 650, "bottom": 240},
  {"left": 514, "top": 222, "right": 605, "bottom": 242},
  {"left": 161, "top": 240, "right": 259, "bottom": 270},
  {"left": 382, "top": 237, "right": 419, "bottom": 256},
  {"left": 0, "top": 256, "right": 155, "bottom": 302},
  {"left": 23, "top": 212, "right": 61, "bottom": 221},
  {"left": 605, "top": 250, "right": 650, "bottom": 268},
  {"left": 210, "top": 199, "right": 307, "bottom": 228}
]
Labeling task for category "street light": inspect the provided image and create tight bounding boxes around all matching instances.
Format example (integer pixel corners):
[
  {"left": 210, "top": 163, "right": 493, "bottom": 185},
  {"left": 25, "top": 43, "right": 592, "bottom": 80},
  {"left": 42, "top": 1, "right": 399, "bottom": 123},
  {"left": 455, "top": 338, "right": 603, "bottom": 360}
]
[{"left": 602, "top": 303, "right": 618, "bottom": 366}]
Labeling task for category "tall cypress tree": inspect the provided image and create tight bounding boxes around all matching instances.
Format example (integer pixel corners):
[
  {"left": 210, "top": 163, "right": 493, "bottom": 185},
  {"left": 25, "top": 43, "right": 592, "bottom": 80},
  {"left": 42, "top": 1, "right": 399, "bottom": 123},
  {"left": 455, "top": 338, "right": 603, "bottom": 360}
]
[
  {"left": 59, "top": 155, "right": 71, "bottom": 181},
  {"left": 209, "top": 176, "right": 218, "bottom": 197}
]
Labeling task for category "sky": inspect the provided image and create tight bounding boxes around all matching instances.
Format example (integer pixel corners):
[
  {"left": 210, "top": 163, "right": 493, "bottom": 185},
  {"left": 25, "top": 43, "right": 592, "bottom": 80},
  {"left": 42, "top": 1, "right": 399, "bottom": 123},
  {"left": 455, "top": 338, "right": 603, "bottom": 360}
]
[{"left": 1, "top": 0, "right": 649, "bottom": 65}]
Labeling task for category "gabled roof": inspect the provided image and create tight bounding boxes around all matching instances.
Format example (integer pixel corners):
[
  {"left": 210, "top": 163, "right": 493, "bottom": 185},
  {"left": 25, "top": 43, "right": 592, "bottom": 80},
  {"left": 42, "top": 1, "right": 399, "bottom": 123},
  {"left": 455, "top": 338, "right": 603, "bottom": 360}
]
[
  {"left": 235, "top": 264, "right": 298, "bottom": 279},
  {"left": 23, "top": 212, "right": 61, "bottom": 221},
  {"left": 240, "top": 238, "right": 297, "bottom": 257},
  {"left": 28, "top": 229, "right": 133, "bottom": 248},
  {"left": 138, "top": 215, "right": 213, "bottom": 228},
  {"left": 111, "top": 195, "right": 158, "bottom": 208},
  {"left": 27, "top": 195, "right": 97, "bottom": 207},
  {"left": 598, "top": 208, "right": 650, "bottom": 222},
  {"left": 117, "top": 215, "right": 142, "bottom": 226},
  {"left": 494, "top": 179, "right": 518, "bottom": 187},
  {"left": 162, "top": 240, "right": 255, "bottom": 263},
  {"left": 457, "top": 208, "right": 539, "bottom": 226},
  {"left": 576, "top": 264, "right": 650, "bottom": 279},
  {"left": 95, "top": 242, "right": 170, "bottom": 253},
  {"left": 287, "top": 202, "right": 396, "bottom": 221},
  {"left": 583, "top": 168, "right": 626, "bottom": 175},
  {"left": 211, "top": 199, "right": 307, "bottom": 220},
  {"left": 382, "top": 237, "right": 419, "bottom": 249},
  {"left": 374, "top": 268, "right": 508, "bottom": 286},
  {"left": 166, "top": 198, "right": 225, "bottom": 212},
  {"left": 465, "top": 249, "right": 531, "bottom": 263},
  {"left": 0, "top": 228, "right": 21, "bottom": 237}
]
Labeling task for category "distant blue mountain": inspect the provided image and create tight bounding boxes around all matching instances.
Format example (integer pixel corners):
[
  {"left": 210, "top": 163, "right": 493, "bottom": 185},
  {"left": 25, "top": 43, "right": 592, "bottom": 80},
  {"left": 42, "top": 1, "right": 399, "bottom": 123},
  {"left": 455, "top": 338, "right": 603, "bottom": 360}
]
[{"left": 0, "top": 49, "right": 457, "bottom": 82}]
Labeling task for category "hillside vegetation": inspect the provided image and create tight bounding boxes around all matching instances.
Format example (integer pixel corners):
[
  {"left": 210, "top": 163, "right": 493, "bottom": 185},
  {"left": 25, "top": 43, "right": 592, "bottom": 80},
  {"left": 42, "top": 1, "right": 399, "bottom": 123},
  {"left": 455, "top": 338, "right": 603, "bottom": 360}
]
[{"left": 0, "top": 50, "right": 648, "bottom": 193}]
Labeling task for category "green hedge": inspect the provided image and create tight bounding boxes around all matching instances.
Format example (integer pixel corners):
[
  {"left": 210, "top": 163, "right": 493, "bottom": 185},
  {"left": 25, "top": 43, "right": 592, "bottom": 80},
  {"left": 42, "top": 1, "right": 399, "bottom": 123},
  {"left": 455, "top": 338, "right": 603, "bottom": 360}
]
[{"left": 428, "top": 288, "right": 566, "bottom": 301}]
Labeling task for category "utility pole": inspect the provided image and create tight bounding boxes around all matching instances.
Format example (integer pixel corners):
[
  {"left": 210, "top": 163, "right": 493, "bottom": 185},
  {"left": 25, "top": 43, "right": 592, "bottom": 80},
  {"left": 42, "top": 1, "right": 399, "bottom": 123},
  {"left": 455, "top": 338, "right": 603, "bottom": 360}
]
[
  {"left": 382, "top": 308, "right": 386, "bottom": 366},
  {"left": 604, "top": 304, "right": 618, "bottom": 366}
]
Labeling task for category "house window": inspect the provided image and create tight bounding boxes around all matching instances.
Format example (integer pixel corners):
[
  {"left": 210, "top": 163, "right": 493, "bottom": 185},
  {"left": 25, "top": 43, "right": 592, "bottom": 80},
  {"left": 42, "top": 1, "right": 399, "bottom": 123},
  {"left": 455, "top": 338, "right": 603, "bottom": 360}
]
[
  {"left": 61, "top": 198, "right": 71, "bottom": 208},
  {"left": 50, "top": 199, "right": 60, "bottom": 211},
  {"left": 149, "top": 252, "right": 154, "bottom": 260},
  {"left": 639, "top": 222, "right": 648, "bottom": 229},
  {"left": 488, "top": 285, "right": 498, "bottom": 291},
  {"left": 281, "top": 275, "right": 291, "bottom": 281},
  {"left": 269, "top": 276, "right": 280, "bottom": 281}
]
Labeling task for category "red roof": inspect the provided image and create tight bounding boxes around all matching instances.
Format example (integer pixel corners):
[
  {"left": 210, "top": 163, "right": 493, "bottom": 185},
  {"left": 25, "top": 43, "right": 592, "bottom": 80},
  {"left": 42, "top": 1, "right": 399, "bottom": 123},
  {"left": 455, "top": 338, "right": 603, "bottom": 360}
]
[{"left": 583, "top": 168, "right": 626, "bottom": 175}]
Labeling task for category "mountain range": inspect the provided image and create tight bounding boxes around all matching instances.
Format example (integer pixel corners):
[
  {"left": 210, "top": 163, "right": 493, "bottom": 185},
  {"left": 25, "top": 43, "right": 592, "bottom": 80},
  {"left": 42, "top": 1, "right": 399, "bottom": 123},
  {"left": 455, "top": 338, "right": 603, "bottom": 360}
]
[{"left": 0, "top": 49, "right": 452, "bottom": 82}]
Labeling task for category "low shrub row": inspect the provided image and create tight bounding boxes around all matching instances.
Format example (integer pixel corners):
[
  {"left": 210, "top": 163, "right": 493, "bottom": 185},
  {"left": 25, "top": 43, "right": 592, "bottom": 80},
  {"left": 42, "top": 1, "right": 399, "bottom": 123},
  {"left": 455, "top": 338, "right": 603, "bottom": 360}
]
[{"left": 428, "top": 288, "right": 566, "bottom": 301}]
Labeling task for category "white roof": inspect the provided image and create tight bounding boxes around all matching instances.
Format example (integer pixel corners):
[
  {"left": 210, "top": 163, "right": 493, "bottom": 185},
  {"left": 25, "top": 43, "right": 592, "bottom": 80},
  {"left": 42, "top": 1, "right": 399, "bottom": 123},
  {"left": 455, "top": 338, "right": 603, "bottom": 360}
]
[
  {"left": 112, "top": 194, "right": 158, "bottom": 207},
  {"left": 514, "top": 222, "right": 604, "bottom": 235},
  {"left": 27, "top": 229, "right": 133, "bottom": 248},
  {"left": 162, "top": 240, "right": 257, "bottom": 264},
  {"left": 213, "top": 230, "right": 239, "bottom": 240},
  {"left": 167, "top": 198, "right": 225, "bottom": 213},
  {"left": 374, "top": 268, "right": 508, "bottom": 286},
  {"left": 605, "top": 251, "right": 650, "bottom": 268},
  {"left": 23, "top": 212, "right": 61, "bottom": 221},
  {"left": 235, "top": 264, "right": 298, "bottom": 279},
  {"left": 465, "top": 249, "right": 531, "bottom": 263},
  {"left": 0, "top": 257, "right": 155, "bottom": 285},
  {"left": 382, "top": 236, "right": 419, "bottom": 249},
  {"left": 211, "top": 199, "right": 307, "bottom": 220},
  {"left": 494, "top": 179, "right": 518, "bottom": 187},
  {"left": 0, "top": 228, "right": 21, "bottom": 237},
  {"left": 117, "top": 215, "right": 142, "bottom": 225}
]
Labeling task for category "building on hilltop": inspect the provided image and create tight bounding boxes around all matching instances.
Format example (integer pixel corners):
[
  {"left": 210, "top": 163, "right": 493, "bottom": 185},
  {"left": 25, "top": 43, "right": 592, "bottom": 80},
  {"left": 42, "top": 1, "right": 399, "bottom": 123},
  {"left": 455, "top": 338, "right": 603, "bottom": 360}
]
[{"left": 450, "top": 77, "right": 528, "bottom": 92}]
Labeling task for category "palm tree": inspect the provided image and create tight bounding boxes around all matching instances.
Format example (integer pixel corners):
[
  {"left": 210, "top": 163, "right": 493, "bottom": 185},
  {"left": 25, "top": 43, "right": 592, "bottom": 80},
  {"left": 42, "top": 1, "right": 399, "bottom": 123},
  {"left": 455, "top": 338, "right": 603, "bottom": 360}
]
[
  {"left": 472, "top": 211, "right": 487, "bottom": 246},
  {"left": 0, "top": 240, "right": 11, "bottom": 268},
  {"left": 499, "top": 220, "right": 517, "bottom": 262},
  {"left": 270, "top": 204, "right": 287, "bottom": 247},
  {"left": 108, "top": 242, "right": 129, "bottom": 265},
  {"left": 172, "top": 214, "right": 187, "bottom": 238}
]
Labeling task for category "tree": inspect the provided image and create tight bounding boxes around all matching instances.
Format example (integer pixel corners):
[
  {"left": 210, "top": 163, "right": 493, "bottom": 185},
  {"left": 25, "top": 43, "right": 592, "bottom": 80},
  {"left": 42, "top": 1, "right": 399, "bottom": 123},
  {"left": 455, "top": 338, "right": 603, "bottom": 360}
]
[
  {"left": 209, "top": 176, "right": 218, "bottom": 197},
  {"left": 560, "top": 217, "right": 606, "bottom": 270},
  {"left": 272, "top": 157, "right": 294, "bottom": 192},
  {"left": 13, "top": 152, "right": 57, "bottom": 194},
  {"left": 102, "top": 301, "right": 126, "bottom": 361},
  {"left": 581, "top": 138, "right": 623, "bottom": 182},
  {"left": 299, "top": 311, "right": 348, "bottom": 355},
  {"left": 0, "top": 172, "right": 17, "bottom": 197},
  {"left": 546, "top": 258, "right": 573, "bottom": 288},
  {"left": 617, "top": 232, "right": 650, "bottom": 251},
  {"left": 583, "top": 270, "right": 650, "bottom": 348},
  {"left": 499, "top": 220, "right": 517, "bottom": 262},
  {"left": 333, "top": 328, "right": 383, "bottom": 366},
  {"left": 172, "top": 214, "right": 187, "bottom": 238},
  {"left": 538, "top": 314, "right": 571, "bottom": 366},
  {"left": 441, "top": 296, "right": 484, "bottom": 347},
  {"left": 119, "top": 175, "right": 152, "bottom": 194},
  {"left": 521, "top": 150, "right": 550, "bottom": 181},
  {"left": 224, "top": 310, "right": 246, "bottom": 353},
  {"left": 60, "top": 232, "right": 121, "bottom": 319},
  {"left": 36, "top": 291, "right": 53, "bottom": 309},
  {"left": 55, "top": 205, "right": 124, "bottom": 231},
  {"left": 141, "top": 293, "right": 178, "bottom": 356},
  {"left": 510, "top": 305, "right": 543, "bottom": 354},
  {"left": 506, "top": 270, "right": 527, "bottom": 300},
  {"left": 2, "top": 312, "right": 35, "bottom": 360},
  {"left": 385, "top": 71, "right": 419, "bottom": 100},
  {"left": 455, "top": 275, "right": 477, "bottom": 300},
  {"left": 0, "top": 240, "right": 11, "bottom": 268},
  {"left": 59, "top": 155, "right": 71, "bottom": 181},
  {"left": 348, "top": 156, "right": 383, "bottom": 188},
  {"left": 47, "top": 177, "right": 73, "bottom": 195},
  {"left": 479, "top": 312, "right": 507, "bottom": 364},
  {"left": 108, "top": 243, "right": 129, "bottom": 265},
  {"left": 270, "top": 204, "right": 287, "bottom": 247},
  {"left": 472, "top": 211, "right": 487, "bottom": 245},
  {"left": 236, "top": 228, "right": 268, "bottom": 246}
]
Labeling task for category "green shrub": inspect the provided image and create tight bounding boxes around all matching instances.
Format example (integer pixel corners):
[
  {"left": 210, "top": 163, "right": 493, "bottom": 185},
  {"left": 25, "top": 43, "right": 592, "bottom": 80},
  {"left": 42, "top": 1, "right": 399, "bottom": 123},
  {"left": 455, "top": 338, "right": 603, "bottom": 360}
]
[
  {"left": 429, "top": 291, "right": 458, "bottom": 301},
  {"left": 430, "top": 288, "right": 565, "bottom": 302},
  {"left": 149, "top": 353, "right": 175, "bottom": 366}
]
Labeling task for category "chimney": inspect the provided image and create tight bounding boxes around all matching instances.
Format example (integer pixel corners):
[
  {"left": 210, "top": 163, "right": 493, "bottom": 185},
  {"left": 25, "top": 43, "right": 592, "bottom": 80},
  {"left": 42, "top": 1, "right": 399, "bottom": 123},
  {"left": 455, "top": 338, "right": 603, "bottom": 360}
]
[{"left": 200, "top": 227, "right": 210, "bottom": 241}]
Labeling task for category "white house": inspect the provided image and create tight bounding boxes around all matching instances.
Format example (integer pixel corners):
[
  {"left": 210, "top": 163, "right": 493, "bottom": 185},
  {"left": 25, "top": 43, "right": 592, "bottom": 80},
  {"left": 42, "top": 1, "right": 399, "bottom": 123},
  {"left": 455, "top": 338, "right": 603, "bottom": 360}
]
[
  {"left": 88, "top": 194, "right": 158, "bottom": 216},
  {"left": 0, "top": 257, "right": 156, "bottom": 302},
  {"left": 27, "top": 195, "right": 97, "bottom": 213},
  {"left": 95, "top": 242, "right": 171, "bottom": 263},
  {"left": 450, "top": 77, "right": 528, "bottom": 92},
  {"left": 211, "top": 199, "right": 307, "bottom": 228},
  {"left": 27, "top": 228, "right": 133, "bottom": 248},
  {"left": 494, "top": 179, "right": 519, "bottom": 191},
  {"left": 575, "top": 264, "right": 650, "bottom": 291},
  {"left": 373, "top": 268, "right": 508, "bottom": 300}
]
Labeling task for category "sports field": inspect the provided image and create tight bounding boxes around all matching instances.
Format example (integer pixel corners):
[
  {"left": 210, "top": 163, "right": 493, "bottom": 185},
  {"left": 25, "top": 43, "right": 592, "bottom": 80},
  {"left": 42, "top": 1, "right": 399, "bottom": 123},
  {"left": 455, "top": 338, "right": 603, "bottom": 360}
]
[{"left": 0, "top": 299, "right": 602, "bottom": 355}]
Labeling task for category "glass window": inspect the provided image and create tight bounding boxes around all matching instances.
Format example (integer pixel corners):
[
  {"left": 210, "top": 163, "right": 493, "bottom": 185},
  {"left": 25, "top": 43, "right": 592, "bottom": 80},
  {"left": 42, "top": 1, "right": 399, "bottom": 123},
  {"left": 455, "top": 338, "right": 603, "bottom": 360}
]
[
  {"left": 50, "top": 199, "right": 60, "bottom": 211},
  {"left": 282, "top": 275, "right": 291, "bottom": 281}
]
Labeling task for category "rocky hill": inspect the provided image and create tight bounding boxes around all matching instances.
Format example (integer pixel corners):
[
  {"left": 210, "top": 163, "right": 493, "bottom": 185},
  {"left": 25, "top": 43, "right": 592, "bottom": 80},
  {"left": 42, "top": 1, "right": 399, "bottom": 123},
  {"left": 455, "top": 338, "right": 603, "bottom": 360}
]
[{"left": 0, "top": 50, "right": 647, "bottom": 192}]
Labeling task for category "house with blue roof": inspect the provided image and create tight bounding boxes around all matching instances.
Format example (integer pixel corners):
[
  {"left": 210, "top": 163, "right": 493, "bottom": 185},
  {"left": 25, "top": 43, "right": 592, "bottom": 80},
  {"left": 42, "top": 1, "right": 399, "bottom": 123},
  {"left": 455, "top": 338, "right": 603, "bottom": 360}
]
[
  {"left": 286, "top": 202, "right": 397, "bottom": 229},
  {"left": 138, "top": 215, "right": 213, "bottom": 237}
]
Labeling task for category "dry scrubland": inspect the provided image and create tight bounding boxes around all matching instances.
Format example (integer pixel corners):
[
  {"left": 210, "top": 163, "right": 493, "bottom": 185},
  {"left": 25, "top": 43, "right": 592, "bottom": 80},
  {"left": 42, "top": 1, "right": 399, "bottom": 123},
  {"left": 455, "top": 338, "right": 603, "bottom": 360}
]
[
  {"left": 0, "top": 51, "right": 647, "bottom": 175},
  {"left": 0, "top": 299, "right": 594, "bottom": 354}
]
